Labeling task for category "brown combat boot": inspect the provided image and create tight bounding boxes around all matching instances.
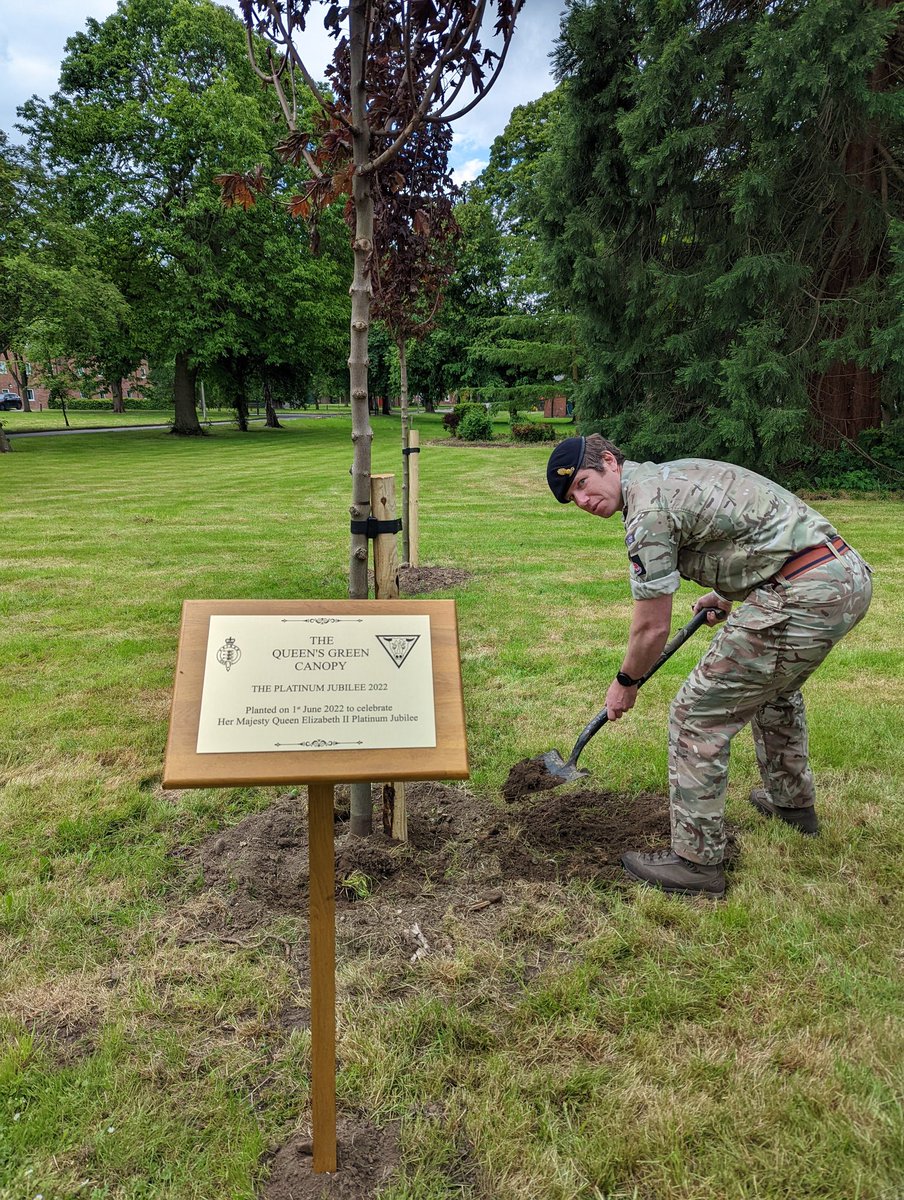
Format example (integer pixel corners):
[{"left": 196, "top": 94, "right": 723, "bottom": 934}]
[
  {"left": 748, "top": 789, "right": 819, "bottom": 836},
  {"left": 621, "top": 848, "right": 725, "bottom": 898}
]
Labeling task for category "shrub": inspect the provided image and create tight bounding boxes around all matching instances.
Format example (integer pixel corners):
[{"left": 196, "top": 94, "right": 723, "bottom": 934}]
[
  {"left": 48, "top": 396, "right": 167, "bottom": 411},
  {"left": 458, "top": 403, "right": 494, "bottom": 442},
  {"left": 511, "top": 422, "right": 558, "bottom": 443},
  {"left": 782, "top": 422, "right": 904, "bottom": 493},
  {"left": 442, "top": 407, "right": 463, "bottom": 434}
]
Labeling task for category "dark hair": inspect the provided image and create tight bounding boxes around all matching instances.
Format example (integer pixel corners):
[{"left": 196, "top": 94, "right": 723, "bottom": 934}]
[{"left": 581, "top": 434, "right": 626, "bottom": 470}]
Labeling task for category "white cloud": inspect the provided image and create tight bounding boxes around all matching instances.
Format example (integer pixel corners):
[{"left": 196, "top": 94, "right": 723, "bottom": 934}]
[{"left": 451, "top": 157, "right": 488, "bottom": 187}]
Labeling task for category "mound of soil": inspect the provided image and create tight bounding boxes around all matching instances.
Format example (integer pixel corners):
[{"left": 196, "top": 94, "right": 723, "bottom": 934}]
[
  {"left": 502, "top": 756, "right": 567, "bottom": 802},
  {"left": 192, "top": 779, "right": 685, "bottom": 933},
  {"left": 262, "top": 1115, "right": 399, "bottom": 1200},
  {"left": 367, "top": 564, "right": 473, "bottom": 594},
  {"left": 500, "top": 788, "right": 672, "bottom": 884}
]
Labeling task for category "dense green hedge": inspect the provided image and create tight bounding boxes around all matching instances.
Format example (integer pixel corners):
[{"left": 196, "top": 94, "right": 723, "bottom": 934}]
[{"left": 48, "top": 396, "right": 168, "bottom": 411}]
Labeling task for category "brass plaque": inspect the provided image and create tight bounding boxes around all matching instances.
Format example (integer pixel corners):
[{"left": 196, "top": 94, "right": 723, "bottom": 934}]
[{"left": 163, "top": 599, "right": 468, "bottom": 787}]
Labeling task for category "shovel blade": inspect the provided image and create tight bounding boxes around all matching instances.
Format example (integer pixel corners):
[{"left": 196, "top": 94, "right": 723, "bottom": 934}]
[{"left": 541, "top": 749, "right": 590, "bottom": 785}]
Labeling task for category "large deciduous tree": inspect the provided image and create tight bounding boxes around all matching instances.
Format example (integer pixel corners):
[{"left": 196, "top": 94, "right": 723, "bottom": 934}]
[
  {"left": 544, "top": 0, "right": 904, "bottom": 470},
  {"left": 20, "top": 0, "right": 348, "bottom": 435}
]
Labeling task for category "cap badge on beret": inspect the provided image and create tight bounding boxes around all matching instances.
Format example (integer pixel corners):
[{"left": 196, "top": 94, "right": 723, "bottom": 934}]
[{"left": 557, "top": 466, "right": 575, "bottom": 477}]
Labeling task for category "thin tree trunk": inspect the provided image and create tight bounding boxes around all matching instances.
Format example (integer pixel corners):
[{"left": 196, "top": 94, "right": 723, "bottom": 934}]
[
  {"left": 399, "top": 337, "right": 411, "bottom": 564},
  {"left": 8, "top": 356, "right": 30, "bottom": 412},
  {"left": 0, "top": 423, "right": 10, "bottom": 452},
  {"left": 348, "top": 0, "right": 376, "bottom": 838},
  {"left": 111, "top": 379, "right": 125, "bottom": 414},
  {"left": 171, "top": 351, "right": 203, "bottom": 435},
  {"left": 235, "top": 375, "right": 249, "bottom": 432},
  {"left": 264, "top": 378, "right": 282, "bottom": 428},
  {"left": 348, "top": 0, "right": 374, "bottom": 603}
]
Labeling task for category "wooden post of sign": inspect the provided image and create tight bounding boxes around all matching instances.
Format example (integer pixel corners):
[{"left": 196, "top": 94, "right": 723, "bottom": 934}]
[
  {"left": 408, "top": 430, "right": 420, "bottom": 567},
  {"left": 371, "top": 476, "right": 407, "bottom": 841},
  {"left": 307, "top": 781, "right": 337, "bottom": 1173}
]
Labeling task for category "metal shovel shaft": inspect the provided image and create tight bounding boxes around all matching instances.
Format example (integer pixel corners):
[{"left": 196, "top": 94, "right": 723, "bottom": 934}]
[{"left": 553, "top": 607, "right": 724, "bottom": 777}]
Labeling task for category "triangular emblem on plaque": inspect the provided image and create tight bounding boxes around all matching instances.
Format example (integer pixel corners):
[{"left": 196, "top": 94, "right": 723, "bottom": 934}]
[{"left": 376, "top": 634, "right": 420, "bottom": 668}]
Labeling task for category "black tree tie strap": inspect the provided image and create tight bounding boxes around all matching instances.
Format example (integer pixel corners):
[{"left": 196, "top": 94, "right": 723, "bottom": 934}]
[
  {"left": 402, "top": 446, "right": 421, "bottom": 456},
  {"left": 350, "top": 517, "right": 403, "bottom": 538}
]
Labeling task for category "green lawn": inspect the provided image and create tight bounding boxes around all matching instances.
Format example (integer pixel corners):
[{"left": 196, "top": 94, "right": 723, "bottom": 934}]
[
  {"left": 1, "top": 416, "right": 902, "bottom": 1199},
  {"left": 0, "top": 405, "right": 353, "bottom": 433}
]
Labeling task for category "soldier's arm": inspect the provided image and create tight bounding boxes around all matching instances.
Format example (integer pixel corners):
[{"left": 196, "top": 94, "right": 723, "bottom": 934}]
[
  {"left": 621, "top": 595, "right": 674, "bottom": 679},
  {"left": 605, "top": 595, "right": 673, "bottom": 721}
]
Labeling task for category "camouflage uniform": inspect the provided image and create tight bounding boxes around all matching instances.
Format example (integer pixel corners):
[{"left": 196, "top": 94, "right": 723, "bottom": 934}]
[{"left": 621, "top": 459, "right": 872, "bottom": 865}]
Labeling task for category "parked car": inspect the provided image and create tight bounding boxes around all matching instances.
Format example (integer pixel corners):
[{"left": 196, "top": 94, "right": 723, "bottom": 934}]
[{"left": 0, "top": 391, "right": 23, "bottom": 410}]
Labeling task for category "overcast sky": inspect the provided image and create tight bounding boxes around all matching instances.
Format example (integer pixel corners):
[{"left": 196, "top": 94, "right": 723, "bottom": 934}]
[{"left": 0, "top": 0, "right": 564, "bottom": 183}]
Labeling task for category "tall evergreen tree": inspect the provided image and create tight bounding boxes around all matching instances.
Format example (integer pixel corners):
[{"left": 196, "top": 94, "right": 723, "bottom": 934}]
[
  {"left": 415, "top": 91, "right": 581, "bottom": 413},
  {"left": 544, "top": 0, "right": 904, "bottom": 470}
]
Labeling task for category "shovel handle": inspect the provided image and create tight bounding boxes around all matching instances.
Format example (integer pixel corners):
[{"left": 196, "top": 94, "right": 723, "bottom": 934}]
[{"left": 563, "top": 607, "right": 725, "bottom": 769}]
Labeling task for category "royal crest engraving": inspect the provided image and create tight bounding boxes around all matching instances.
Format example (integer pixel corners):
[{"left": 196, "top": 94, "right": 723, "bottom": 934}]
[{"left": 216, "top": 636, "right": 241, "bottom": 672}]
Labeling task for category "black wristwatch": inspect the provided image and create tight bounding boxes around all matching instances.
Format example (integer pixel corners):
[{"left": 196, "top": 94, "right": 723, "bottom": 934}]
[{"left": 616, "top": 669, "right": 642, "bottom": 688}]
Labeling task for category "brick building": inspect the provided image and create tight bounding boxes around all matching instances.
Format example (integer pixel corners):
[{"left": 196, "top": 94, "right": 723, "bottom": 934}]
[{"left": 0, "top": 357, "right": 149, "bottom": 410}]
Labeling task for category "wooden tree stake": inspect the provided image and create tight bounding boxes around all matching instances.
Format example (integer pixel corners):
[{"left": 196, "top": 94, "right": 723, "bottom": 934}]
[
  {"left": 381, "top": 780, "right": 408, "bottom": 841},
  {"left": 370, "top": 474, "right": 399, "bottom": 600},
  {"left": 308, "top": 781, "right": 337, "bottom": 1174},
  {"left": 408, "top": 430, "right": 420, "bottom": 567}
]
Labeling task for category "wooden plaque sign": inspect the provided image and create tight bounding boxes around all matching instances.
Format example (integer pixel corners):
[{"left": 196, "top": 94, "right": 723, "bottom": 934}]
[
  {"left": 163, "top": 599, "right": 468, "bottom": 788},
  {"left": 163, "top": 598, "right": 468, "bottom": 1175}
]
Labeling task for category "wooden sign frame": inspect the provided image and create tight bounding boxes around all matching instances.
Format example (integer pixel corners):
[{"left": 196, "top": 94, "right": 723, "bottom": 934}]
[
  {"left": 163, "top": 597, "right": 468, "bottom": 1174},
  {"left": 163, "top": 598, "right": 468, "bottom": 789}
]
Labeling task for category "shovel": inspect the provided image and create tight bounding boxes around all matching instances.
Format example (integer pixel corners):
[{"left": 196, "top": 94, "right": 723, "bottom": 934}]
[{"left": 539, "top": 607, "right": 726, "bottom": 786}]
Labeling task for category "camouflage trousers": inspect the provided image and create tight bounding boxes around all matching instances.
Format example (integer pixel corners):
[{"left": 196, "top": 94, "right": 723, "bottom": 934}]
[{"left": 669, "top": 549, "right": 872, "bottom": 864}]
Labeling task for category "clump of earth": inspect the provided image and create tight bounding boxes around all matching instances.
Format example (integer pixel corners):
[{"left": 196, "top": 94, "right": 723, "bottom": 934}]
[
  {"left": 502, "top": 756, "right": 567, "bottom": 801},
  {"left": 262, "top": 1116, "right": 400, "bottom": 1200}
]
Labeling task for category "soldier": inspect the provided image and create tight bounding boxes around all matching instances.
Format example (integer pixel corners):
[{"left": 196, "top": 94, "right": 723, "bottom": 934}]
[{"left": 546, "top": 434, "right": 873, "bottom": 898}]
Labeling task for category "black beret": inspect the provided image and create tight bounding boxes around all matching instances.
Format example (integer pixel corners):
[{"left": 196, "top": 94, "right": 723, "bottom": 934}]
[{"left": 546, "top": 436, "right": 586, "bottom": 503}]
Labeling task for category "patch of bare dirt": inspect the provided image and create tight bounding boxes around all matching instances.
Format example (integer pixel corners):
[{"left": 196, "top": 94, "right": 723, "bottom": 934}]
[
  {"left": 367, "top": 564, "right": 473, "bottom": 593},
  {"left": 261, "top": 1115, "right": 400, "bottom": 1200},
  {"left": 188, "top": 779, "right": 695, "bottom": 936},
  {"left": 399, "top": 564, "right": 472, "bottom": 593}
]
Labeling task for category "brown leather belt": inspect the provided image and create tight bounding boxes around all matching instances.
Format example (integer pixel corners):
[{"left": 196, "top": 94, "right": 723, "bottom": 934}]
[{"left": 776, "top": 535, "right": 850, "bottom": 582}]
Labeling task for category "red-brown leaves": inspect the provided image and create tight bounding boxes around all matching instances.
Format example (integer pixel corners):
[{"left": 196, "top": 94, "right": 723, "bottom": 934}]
[{"left": 214, "top": 165, "right": 267, "bottom": 209}]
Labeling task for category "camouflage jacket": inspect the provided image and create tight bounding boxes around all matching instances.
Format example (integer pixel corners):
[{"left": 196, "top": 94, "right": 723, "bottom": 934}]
[{"left": 620, "top": 459, "right": 839, "bottom": 602}]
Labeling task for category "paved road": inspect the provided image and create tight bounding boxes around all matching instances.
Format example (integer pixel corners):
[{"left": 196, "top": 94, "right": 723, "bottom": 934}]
[{"left": 5, "top": 413, "right": 338, "bottom": 438}]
